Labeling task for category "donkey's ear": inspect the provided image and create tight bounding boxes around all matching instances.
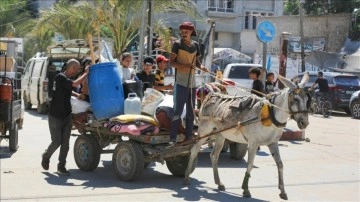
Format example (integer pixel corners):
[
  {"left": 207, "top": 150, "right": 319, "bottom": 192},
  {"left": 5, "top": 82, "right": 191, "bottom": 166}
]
[
  {"left": 278, "top": 74, "right": 296, "bottom": 89},
  {"left": 298, "top": 72, "right": 309, "bottom": 88}
]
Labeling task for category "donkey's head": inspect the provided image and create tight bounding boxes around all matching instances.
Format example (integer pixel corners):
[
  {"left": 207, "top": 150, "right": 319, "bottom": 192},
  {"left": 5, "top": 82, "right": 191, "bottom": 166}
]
[{"left": 278, "top": 74, "right": 311, "bottom": 130}]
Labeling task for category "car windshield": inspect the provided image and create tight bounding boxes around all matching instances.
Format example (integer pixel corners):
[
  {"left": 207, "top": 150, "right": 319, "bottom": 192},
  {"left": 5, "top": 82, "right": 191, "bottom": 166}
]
[
  {"left": 334, "top": 76, "right": 360, "bottom": 86},
  {"left": 228, "top": 66, "right": 253, "bottom": 79}
]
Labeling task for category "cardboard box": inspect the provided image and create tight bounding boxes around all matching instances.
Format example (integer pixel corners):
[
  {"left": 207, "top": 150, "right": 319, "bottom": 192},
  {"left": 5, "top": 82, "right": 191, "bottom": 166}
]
[{"left": 0, "top": 56, "right": 15, "bottom": 72}]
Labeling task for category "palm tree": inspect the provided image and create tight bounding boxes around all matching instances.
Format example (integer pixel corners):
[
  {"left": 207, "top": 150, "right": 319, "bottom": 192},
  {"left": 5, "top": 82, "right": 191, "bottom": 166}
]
[
  {"left": 0, "top": 0, "right": 32, "bottom": 37},
  {"left": 33, "top": 0, "right": 201, "bottom": 58}
]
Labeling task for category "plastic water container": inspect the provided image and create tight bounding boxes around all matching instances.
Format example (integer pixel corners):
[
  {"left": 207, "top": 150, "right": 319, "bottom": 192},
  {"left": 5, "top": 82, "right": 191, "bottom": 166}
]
[
  {"left": 124, "top": 93, "right": 141, "bottom": 114},
  {"left": 88, "top": 62, "right": 124, "bottom": 120}
]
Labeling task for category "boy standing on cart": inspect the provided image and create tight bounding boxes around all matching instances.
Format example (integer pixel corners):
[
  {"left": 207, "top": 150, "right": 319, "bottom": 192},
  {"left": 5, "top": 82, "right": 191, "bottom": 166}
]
[
  {"left": 168, "top": 21, "right": 208, "bottom": 146},
  {"left": 41, "top": 59, "right": 89, "bottom": 175}
]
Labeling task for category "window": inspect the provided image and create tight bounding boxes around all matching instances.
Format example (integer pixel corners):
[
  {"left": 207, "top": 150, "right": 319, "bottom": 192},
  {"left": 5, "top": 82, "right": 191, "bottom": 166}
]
[
  {"left": 228, "top": 66, "right": 253, "bottom": 79},
  {"left": 214, "top": 32, "right": 219, "bottom": 40},
  {"left": 252, "top": 16, "right": 257, "bottom": 29},
  {"left": 208, "top": 0, "right": 234, "bottom": 13},
  {"left": 245, "top": 16, "right": 249, "bottom": 29}
]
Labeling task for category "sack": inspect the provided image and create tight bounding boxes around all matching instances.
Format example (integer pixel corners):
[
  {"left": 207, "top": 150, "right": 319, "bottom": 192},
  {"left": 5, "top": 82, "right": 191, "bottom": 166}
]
[
  {"left": 156, "top": 94, "right": 186, "bottom": 119},
  {"left": 110, "top": 114, "right": 158, "bottom": 126},
  {"left": 141, "top": 88, "right": 164, "bottom": 116},
  {"left": 70, "top": 96, "right": 91, "bottom": 114},
  {"left": 155, "top": 106, "right": 185, "bottom": 134}
]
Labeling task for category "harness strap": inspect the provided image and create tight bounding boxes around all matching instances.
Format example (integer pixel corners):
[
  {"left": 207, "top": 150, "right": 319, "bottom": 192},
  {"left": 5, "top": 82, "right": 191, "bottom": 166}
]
[{"left": 269, "top": 105, "right": 287, "bottom": 128}]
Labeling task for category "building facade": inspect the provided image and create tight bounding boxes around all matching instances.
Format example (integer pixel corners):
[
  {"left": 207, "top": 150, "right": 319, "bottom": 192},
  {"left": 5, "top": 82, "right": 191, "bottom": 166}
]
[{"left": 158, "top": 0, "right": 283, "bottom": 55}]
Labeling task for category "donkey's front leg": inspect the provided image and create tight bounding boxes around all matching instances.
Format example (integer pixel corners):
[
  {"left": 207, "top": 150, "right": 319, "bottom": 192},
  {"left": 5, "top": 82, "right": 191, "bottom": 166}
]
[
  {"left": 268, "top": 142, "right": 288, "bottom": 200},
  {"left": 242, "top": 143, "right": 257, "bottom": 198},
  {"left": 184, "top": 138, "right": 207, "bottom": 185},
  {"left": 210, "top": 135, "right": 225, "bottom": 191}
]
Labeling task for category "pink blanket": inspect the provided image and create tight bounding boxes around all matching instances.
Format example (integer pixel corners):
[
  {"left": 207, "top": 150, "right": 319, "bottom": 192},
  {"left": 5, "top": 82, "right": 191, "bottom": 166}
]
[{"left": 104, "top": 121, "right": 159, "bottom": 136}]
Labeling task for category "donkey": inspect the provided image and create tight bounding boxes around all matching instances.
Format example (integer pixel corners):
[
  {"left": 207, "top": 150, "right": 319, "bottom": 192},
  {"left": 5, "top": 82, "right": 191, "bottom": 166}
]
[{"left": 184, "top": 75, "right": 310, "bottom": 200}]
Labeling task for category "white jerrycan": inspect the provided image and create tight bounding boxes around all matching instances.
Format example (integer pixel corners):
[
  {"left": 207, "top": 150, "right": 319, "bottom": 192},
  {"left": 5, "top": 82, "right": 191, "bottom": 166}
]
[{"left": 124, "top": 93, "right": 141, "bottom": 114}]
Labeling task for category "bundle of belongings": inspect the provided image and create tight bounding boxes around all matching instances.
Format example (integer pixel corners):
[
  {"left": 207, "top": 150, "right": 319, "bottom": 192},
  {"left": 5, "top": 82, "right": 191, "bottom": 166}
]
[
  {"left": 71, "top": 84, "right": 226, "bottom": 137},
  {"left": 104, "top": 114, "right": 159, "bottom": 136}
]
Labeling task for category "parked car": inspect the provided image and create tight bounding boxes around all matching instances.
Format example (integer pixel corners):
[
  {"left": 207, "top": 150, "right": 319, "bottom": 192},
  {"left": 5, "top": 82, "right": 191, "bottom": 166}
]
[
  {"left": 21, "top": 39, "right": 94, "bottom": 114},
  {"left": 222, "top": 63, "right": 262, "bottom": 96},
  {"left": 292, "top": 71, "right": 360, "bottom": 114},
  {"left": 349, "top": 90, "right": 360, "bottom": 119}
]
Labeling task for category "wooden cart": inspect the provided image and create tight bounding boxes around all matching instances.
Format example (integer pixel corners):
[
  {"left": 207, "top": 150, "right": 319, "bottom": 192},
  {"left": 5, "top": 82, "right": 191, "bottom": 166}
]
[{"left": 72, "top": 123, "right": 201, "bottom": 181}]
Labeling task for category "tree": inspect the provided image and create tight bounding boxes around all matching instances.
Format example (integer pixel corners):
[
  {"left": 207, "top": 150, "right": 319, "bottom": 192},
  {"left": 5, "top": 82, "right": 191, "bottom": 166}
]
[
  {"left": 33, "top": 0, "right": 198, "bottom": 58},
  {"left": 0, "top": 0, "right": 32, "bottom": 37},
  {"left": 284, "top": 0, "right": 360, "bottom": 15}
]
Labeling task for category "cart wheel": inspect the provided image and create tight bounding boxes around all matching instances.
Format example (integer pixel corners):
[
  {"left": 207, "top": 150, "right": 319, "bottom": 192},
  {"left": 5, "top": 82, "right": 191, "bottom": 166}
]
[
  {"left": 166, "top": 154, "right": 197, "bottom": 177},
  {"left": 229, "top": 142, "right": 247, "bottom": 160},
  {"left": 24, "top": 96, "right": 31, "bottom": 110},
  {"left": 144, "top": 162, "right": 151, "bottom": 169},
  {"left": 37, "top": 103, "right": 48, "bottom": 114},
  {"left": 74, "top": 135, "right": 101, "bottom": 171},
  {"left": 112, "top": 141, "right": 144, "bottom": 181},
  {"left": 221, "top": 141, "right": 229, "bottom": 152},
  {"left": 9, "top": 122, "right": 18, "bottom": 152}
]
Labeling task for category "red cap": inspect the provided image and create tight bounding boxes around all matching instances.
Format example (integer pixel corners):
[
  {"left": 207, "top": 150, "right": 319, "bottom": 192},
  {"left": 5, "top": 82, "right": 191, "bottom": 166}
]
[
  {"left": 179, "top": 21, "right": 197, "bottom": 36},
  {"left": 156, "top": 55, "right": 169, "bottom": 63}
]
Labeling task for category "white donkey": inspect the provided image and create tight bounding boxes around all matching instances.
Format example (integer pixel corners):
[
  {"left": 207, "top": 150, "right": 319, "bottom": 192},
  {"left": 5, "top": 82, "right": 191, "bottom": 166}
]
[{"left": 184, "top": 75, "right": 310, "bottom": 200}]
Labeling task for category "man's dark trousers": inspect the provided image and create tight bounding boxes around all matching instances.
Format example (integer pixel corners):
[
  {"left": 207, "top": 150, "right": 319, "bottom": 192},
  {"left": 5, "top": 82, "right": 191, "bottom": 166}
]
[
  {"left": 170, "top": 84, "right": 196, "bottom": 141},
  {"left": 43, "top": 114, "right": 72, "bottom": 167}
]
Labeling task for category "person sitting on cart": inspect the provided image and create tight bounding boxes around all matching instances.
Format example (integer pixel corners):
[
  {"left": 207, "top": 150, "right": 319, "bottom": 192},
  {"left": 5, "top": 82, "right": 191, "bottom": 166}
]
[
  {"left": 136, "top": 57, "right": 156, "bottom": 91},
  {"left": 309, "top": 71, "right": 329, "bottom": 103},
  {"left": 120, "top": 52, "right": 136, "bottom": 82},
  {"left": 154, "top": 54, "right": 173, "bottom": 93},
  {"left": 41, "top": 59, "right": 89, "bottom": 175}
]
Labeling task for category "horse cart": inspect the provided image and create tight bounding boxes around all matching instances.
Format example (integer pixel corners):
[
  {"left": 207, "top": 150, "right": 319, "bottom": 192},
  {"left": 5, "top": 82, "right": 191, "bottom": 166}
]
[{"left": 72, "top": 119, "right": 248, "bottom": 181}]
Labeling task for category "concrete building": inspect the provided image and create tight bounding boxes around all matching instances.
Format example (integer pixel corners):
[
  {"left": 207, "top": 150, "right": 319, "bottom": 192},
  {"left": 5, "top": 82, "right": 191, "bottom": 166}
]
[{"left": 157, "top": 0, "right": 284, "bottom": 55}]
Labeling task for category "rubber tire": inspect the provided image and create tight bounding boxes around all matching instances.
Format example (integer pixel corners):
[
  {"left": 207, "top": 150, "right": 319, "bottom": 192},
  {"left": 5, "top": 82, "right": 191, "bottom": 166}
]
[
  {"left": 144, "top": 162, "right": 151, "bottom": 169},
  {"left": 221, "top": 141, "right": 229, "bottom": 152},
  {"left": 343, "top": 107, "right": 352, "bottom": 115},
  {"left": 112, "top": 141, "right": 144, "bottom": 181},
  {"left": 37, "top": 103, "right": 48, "bottom": 114},
  {"left": 24, "top": 96, "right": 31, "bottom": 110},
  {"left": 350, "top": 100, "right": 360, "bottom": 119},
  {"left": 9, "top": 122, "right": 18, "bottom": 152},
  {"left": 322, "top": 101, "right": 332, "bottom": 118},
  {"left": 166, "top": 154, "right": 197, "bottom": 177},
  {"left": 74, "top": 135, "right": 101, "bottom": 171},
  {"left": 229, "top": 142, "right": 248, "bottom": 160}
]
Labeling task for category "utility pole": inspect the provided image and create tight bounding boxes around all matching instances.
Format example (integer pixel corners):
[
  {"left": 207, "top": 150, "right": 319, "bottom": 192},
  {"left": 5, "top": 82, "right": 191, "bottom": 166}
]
[
  {"left": 278, "top": 32, "right": 290, "bottom": 90},
  {"left": 147, "top": 0, "right": 153, "bottom": 56},
  {"left": 299, "top": 0, "right": 305, "bottom": 72},
  {"left": 204, "top": 20, "right": 215, "bottom": 71},
  {"left": 138, "top": 0, "right": 147, "bottom": 71}
]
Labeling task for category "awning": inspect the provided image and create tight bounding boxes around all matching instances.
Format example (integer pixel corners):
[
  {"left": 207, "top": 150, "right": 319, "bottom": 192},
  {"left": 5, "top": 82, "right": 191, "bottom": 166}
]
[
  {"left": 305, "top": 50, "right": 344, "bottom": 69},
  {"left": 213, "top": 48, "right": 251, "bottom": 62}
]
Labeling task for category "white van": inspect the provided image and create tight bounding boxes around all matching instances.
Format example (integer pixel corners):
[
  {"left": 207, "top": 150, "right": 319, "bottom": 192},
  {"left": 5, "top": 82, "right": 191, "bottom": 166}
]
[
  {"left": 21, "top": 40, "right": 93, "bottom": 113},
  {"left": 222, "top": 63, "right": 263, "bottom": 96}
]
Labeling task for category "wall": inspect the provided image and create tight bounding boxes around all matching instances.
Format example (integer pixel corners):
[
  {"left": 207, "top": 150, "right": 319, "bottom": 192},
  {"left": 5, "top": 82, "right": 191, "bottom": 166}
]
[
  {"left": 256, "top": 13, "right": 352, "bottom": 54},
  {"left": 240, "top": 30, "right": 257, "bottom": 55},
  {"left": 253, "top": 13, "right": 352, "bottom": 78}
]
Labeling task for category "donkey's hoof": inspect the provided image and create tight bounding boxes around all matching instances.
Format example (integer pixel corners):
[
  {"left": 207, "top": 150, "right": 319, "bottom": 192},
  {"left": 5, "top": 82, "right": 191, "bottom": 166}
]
[
  {"left": 218, "top": 184, "right": 225, "bottom": 191},
  {"left": 243, "top": 190, "right": 251, "bottom": 198},
  {"left": 183, "top": 178, "right": 190, "bottom": 186},
  {"left": 279, "top": 193, "right": 288, "bottom": 200}
]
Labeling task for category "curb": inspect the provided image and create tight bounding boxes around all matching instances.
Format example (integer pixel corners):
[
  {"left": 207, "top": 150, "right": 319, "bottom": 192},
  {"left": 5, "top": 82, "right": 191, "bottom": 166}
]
[{"left": 280, "top": 128, "right": 305, "bottom": 141}]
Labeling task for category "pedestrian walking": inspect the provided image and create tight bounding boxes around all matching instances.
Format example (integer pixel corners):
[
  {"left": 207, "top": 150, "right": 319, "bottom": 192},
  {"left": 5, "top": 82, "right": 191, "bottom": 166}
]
[{"left": 41, "top": 59, "right": 89, "bottom": 175}]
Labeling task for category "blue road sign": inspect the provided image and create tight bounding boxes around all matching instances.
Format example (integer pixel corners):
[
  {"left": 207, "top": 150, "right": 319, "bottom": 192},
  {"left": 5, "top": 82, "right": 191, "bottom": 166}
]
[{"left": 257, "top": 21, "right": 275, "bottom": 43}]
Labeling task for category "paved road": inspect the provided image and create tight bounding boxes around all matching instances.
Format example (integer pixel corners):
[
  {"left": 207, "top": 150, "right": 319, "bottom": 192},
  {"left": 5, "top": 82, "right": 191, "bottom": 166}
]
[{"left": 1, "top": 109, "right": 359, "bottom": 201}]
